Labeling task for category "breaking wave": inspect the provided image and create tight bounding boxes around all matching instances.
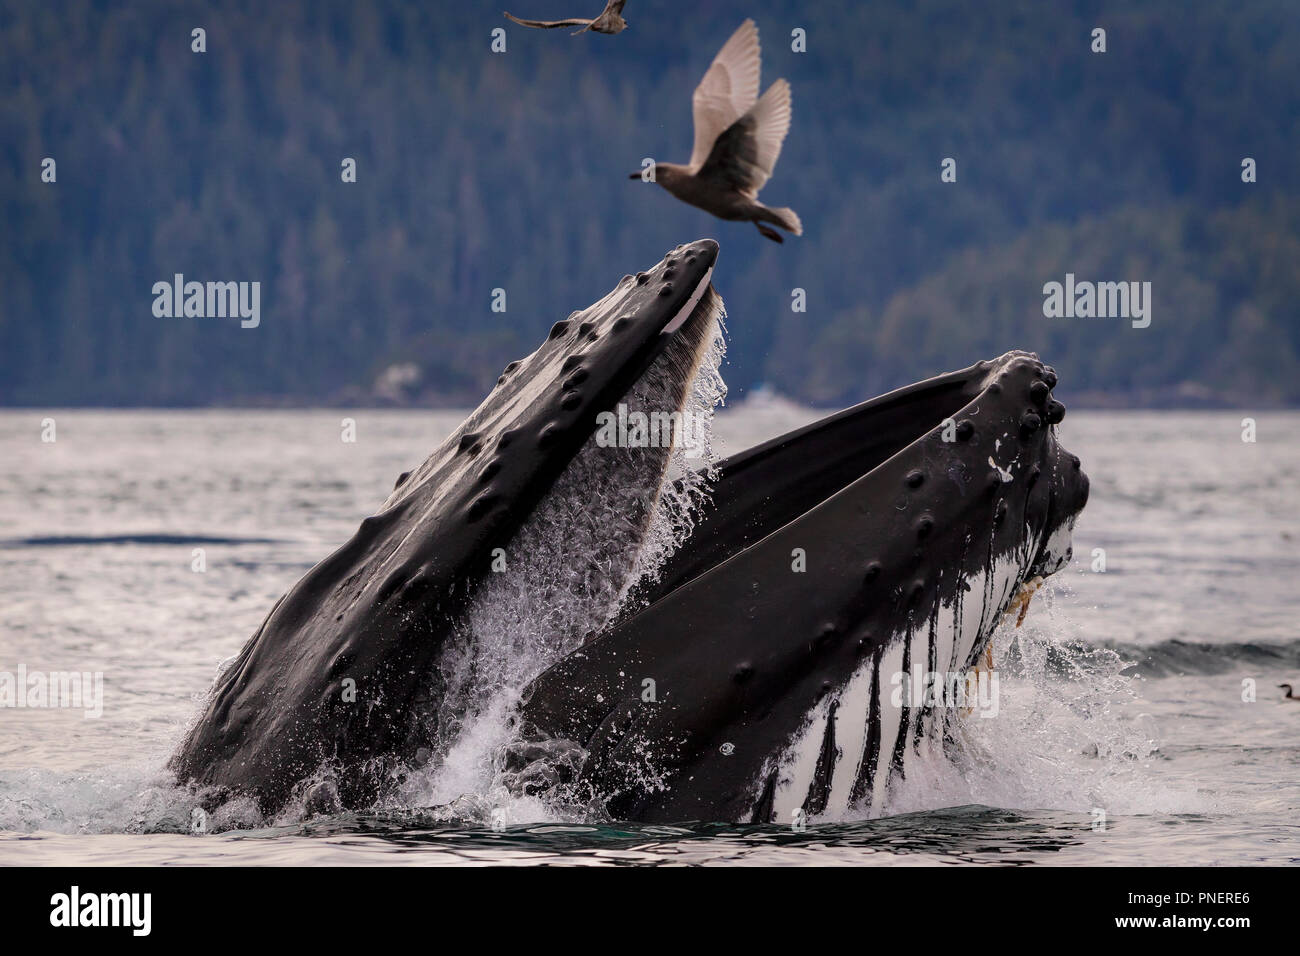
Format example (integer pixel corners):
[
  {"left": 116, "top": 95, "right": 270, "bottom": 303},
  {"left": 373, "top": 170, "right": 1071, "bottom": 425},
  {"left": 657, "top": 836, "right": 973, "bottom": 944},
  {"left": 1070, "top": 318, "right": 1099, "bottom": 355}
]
[{"left": 1093, "top": 638, "right": 1300, "bottom": 678}]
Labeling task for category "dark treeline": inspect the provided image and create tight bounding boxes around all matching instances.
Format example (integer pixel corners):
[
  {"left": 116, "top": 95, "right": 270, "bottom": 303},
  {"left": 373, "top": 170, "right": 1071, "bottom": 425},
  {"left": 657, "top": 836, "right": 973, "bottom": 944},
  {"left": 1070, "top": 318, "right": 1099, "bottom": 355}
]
[{"left": 1, "top": 0, "right": 1297, "bottom": 407}]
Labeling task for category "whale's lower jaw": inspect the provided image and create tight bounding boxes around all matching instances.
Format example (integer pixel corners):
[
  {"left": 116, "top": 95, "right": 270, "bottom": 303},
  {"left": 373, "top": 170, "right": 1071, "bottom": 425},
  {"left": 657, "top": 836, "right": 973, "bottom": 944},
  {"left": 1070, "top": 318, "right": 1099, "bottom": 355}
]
[
  {"left": 517, "top": 350, "right": 1090, "bottom": 824},
  {"left": 756, "top": 553, "right": 1042, "bottom": 824}
]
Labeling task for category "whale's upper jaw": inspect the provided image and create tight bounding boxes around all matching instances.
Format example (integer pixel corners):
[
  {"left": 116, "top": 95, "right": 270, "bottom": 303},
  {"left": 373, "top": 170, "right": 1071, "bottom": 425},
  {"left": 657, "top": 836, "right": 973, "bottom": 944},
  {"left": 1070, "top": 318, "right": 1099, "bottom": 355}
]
[
  {"left": 518, "top": 350, "right": 1090, "bottom": 823},
  {"left": 170, "top": 240, "right": 724, "bottom": 813},
  {"left": 386, "top": 238, "right": 721, "bottom": 514}
]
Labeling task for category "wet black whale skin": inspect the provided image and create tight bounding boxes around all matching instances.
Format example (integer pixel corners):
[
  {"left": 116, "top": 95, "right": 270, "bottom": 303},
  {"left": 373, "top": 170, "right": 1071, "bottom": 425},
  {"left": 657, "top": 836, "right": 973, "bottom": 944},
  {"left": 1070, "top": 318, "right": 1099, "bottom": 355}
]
[
  {"left": 173, "top": 238, "right": 1089, "bottom": 824},
  {"left": 171, "top": 240, "right": 723, "bottom": 812},
  {"left": 519, "top": 351, "right": 1090, "bottom": 823}
]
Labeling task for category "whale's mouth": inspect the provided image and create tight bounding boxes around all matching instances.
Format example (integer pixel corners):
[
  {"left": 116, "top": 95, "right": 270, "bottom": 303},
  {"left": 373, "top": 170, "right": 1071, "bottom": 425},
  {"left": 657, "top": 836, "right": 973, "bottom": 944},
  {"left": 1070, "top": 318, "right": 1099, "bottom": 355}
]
[
  {"left": 700, "top": 381, "right": 974, "bottom": 561},
  {"left": 626, "top": 365, "right": 1003, "bottom": 614},
  {"left": 170, "top": 233, "right": 1091, "bottom": 827},
  {"left": 662, "top": 266, "right": 715, "bottom": 335}
]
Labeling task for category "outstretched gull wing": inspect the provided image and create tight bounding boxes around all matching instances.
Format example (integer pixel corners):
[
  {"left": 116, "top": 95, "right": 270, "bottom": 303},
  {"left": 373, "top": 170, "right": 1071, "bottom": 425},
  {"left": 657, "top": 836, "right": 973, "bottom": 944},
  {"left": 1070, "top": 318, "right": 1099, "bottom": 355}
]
[
  {"left": 695, "top": 78, "right": 791, "bottom": 198},
  {"left": 505, "top": 12, "right": 595, "bottom": 29},
  {"left": 688, "top": 19, "right": 761, "bottom": 172}
]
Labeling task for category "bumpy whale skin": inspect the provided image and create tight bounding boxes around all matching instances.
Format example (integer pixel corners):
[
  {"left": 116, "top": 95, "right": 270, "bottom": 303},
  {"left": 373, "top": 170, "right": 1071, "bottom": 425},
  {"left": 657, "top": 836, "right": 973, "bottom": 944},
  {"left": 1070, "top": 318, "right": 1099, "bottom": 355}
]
[{"left": 518, "top": 350, "right": 1089, "bottom": 822}]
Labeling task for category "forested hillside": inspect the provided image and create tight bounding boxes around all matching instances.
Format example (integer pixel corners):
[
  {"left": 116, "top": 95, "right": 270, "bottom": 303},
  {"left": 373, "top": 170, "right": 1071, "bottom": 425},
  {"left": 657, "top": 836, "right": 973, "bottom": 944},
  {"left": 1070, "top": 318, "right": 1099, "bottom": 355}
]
[{"left": 2, "top": 0, "right": 1297, "bottom": 406}]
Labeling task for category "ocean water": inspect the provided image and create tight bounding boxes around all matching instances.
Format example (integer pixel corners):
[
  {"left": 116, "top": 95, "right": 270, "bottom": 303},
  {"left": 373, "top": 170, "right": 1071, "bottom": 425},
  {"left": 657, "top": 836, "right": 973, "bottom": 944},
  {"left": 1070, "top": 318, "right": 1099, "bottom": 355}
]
[{"left": 0, "top": 406, "right": 1297, "bottom": 866}]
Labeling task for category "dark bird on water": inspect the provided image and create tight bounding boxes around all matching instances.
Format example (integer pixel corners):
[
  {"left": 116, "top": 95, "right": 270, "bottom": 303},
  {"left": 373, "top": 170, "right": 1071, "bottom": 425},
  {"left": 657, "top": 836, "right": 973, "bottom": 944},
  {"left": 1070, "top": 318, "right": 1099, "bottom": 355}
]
[
  {"left": 631, "top": 18, "right": 802, "bottom": 243},
  {"left": 504, "top": 0, "right": 627, "bottom": 35},
  {"left": 1280, "top": 684, "right": 1300, "bottom": 701}
]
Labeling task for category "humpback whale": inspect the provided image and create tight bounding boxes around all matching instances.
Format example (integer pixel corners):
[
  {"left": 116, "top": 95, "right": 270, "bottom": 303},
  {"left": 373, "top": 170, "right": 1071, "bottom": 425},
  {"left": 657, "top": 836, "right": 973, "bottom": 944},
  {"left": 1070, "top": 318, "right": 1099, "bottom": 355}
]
[{"left": 172, "top": 239, "right": 1089, "bottom": 824}]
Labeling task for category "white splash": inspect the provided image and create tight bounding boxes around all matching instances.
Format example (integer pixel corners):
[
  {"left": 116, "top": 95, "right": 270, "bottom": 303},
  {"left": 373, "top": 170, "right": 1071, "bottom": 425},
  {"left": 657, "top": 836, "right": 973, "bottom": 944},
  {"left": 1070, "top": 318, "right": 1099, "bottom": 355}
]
[{"left": 396, "top": 311, "right": 729, "bottom": 812}]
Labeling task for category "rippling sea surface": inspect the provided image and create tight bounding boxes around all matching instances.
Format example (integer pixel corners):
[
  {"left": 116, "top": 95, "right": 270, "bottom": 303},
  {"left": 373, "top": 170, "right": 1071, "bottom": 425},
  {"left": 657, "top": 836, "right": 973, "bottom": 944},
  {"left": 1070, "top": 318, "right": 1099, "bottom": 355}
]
[{"left": 1, "top": 407, "right": 1297, "bottom": 865}]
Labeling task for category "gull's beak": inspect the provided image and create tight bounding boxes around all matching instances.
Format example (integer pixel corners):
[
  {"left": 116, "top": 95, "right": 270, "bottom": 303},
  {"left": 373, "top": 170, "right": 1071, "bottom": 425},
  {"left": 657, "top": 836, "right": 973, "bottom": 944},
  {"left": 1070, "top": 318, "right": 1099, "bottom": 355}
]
[{"left": 628, "top": 172, "right": 642, "bottom": 180}]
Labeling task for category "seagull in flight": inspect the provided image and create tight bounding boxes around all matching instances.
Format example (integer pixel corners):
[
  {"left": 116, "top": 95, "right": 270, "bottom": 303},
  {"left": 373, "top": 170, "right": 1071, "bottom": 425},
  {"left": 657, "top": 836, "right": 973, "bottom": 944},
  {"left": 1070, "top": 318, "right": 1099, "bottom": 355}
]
[
  {"left": 504, "top": 1, "right": 627, "bottom": 35},
  {"left": 631, "top": 18, "right": 802, "bottom": 243}
]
